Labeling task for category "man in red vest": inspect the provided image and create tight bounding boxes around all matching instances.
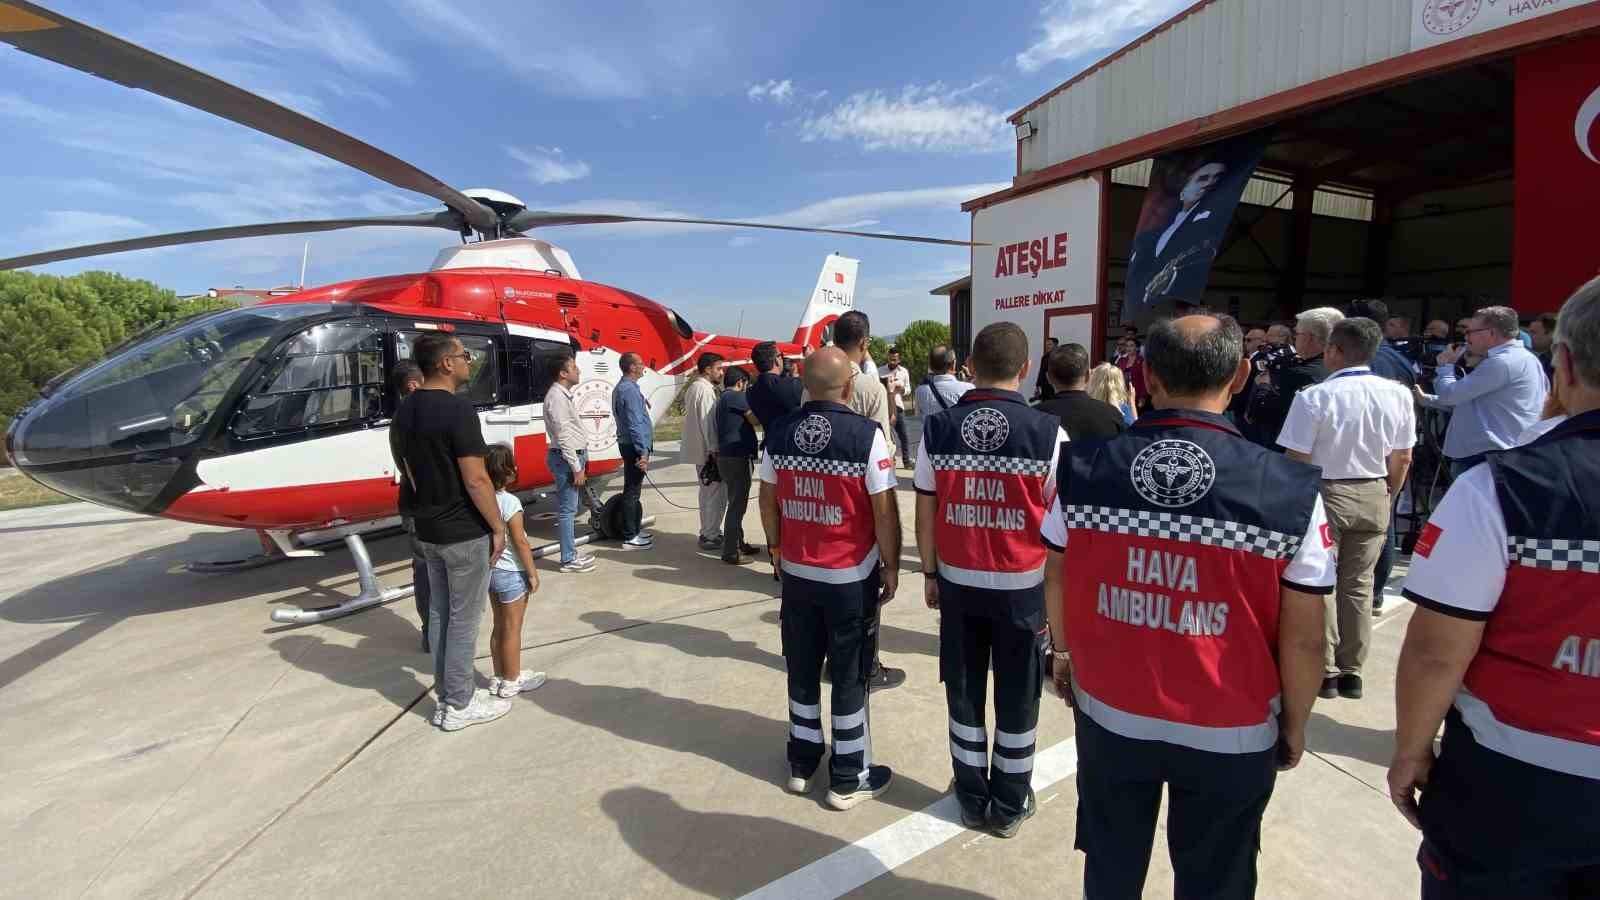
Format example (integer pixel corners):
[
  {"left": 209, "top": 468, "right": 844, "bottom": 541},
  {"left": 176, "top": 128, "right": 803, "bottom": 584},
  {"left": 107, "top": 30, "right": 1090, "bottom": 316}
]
[
  {"left": 1390, "top": 276, "right": 1600, "bottom": 898},
  {"left": 915, "top": 321, "right": 1066, "bottom": 837},
  {"left": 759, "top": 347, "right": 901, "bottom": 811},
  {"left": 1042, "top": 314, "right": 1334, "bottom": 898}
]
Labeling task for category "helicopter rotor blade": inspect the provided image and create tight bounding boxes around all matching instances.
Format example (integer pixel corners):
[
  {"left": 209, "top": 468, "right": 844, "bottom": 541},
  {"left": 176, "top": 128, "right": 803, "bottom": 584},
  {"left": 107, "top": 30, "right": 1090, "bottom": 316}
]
[
  {"left": 506, "top": 211, "right": 981, "bottom": 247},
  {"left": 0, "top": 212, "right": 461, "bottom": 271},
  {"left": 0, "top": 1, "right": 499, "bottom": 233}
]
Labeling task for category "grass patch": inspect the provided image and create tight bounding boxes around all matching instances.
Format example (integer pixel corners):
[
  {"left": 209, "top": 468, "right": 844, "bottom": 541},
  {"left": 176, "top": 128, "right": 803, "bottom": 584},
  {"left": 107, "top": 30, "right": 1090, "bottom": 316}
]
[
  {"left": 0, "top": 473, "right": 74, "bottom": 511},
  {"left": 654, "top": 414, "right": 684, "bottom": 443}
]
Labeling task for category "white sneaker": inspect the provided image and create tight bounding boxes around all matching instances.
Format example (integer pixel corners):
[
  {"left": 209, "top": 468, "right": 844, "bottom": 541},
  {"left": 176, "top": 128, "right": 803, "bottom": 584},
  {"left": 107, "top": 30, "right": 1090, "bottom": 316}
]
[
  {"left": 622, "top": 534, "right": 654, "bottom": 549},
  {"left": 560, "top": 555, "right": 596, "bottom": 573},
  {"left": 495, "top": 670, "right": 547, "bottom": 698},
  {"left": 440, "top": 692, "right": 512, "bottom": 731},
  {"left": 434, "top": 688, "right": 493, "bottom": 727}
]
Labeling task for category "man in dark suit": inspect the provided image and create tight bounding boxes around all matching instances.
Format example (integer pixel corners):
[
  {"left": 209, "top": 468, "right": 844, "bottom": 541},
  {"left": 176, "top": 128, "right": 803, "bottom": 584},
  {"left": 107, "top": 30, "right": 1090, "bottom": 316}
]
[
  {"left": 1037, "top": 342, "right": 1127, "bottom": 441},
  {"left": 1126, "top": 162, "right": 1229, "bottom": 319}
]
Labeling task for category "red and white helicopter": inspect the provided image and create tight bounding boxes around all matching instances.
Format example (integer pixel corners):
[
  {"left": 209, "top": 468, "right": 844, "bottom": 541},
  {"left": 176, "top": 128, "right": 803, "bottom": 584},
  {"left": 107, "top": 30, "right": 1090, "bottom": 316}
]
[{"left": 0, "top": 2, "right": 972, "bottom": 623}]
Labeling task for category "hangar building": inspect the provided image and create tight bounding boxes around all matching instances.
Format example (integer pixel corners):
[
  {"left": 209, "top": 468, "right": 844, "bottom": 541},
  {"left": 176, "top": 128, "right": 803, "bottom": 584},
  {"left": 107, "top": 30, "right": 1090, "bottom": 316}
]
[{"left": 948, "top": 0, "right": 1600, "bottom": 360}]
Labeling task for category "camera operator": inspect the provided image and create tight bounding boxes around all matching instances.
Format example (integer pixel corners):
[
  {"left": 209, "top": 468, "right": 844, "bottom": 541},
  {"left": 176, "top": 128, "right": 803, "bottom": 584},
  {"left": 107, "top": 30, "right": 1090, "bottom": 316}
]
[
  {"left": 1250, "top": 308, "right": 1343, "bottom": 451},
  {"left": 1235, "top": 324, "right": 1290, "bottom": 443}
]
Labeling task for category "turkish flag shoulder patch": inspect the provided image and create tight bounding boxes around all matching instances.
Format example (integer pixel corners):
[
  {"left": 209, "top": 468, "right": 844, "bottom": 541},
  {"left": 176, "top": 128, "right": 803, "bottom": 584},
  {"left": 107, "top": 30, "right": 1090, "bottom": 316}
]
[
  {"left": 1414, "top": 522, "right": 1443, "bottom": 559},
  {"left": 1319, "top": 522, "right": 1334, "bottom": 549},
  {"left": 878, "top": 457, "right": 893, "bottom": 470}
]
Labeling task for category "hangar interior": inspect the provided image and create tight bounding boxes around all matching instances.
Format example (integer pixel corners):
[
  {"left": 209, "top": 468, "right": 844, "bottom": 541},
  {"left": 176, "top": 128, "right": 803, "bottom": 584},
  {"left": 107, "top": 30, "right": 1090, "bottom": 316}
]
[{"left": 1104, "top": 56, "right": 1515, "bottom": 335}]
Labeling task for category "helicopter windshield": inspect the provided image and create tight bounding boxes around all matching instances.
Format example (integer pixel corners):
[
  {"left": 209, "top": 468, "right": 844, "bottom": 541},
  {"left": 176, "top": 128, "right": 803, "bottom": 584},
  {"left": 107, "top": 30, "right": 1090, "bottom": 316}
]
[{"left": 11, "top": 303, "right": 325, "bottom": 467}]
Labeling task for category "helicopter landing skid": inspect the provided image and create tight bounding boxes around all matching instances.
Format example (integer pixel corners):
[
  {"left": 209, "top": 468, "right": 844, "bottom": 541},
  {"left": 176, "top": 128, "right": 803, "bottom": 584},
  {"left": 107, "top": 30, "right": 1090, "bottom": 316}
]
[{"left": 270, "top": 533, "right": 413, "bottom": 625}]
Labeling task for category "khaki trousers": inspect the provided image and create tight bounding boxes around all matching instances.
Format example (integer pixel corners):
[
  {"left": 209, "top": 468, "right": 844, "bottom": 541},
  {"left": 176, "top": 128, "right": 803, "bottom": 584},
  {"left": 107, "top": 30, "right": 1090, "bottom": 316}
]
[{"left": 1320, "top": 478, "right": 1391, "bottom": 677}]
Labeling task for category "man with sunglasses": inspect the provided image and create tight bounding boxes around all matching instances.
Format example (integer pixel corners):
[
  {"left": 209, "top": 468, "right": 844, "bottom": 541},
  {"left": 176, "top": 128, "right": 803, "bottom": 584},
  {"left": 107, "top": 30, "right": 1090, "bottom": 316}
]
[
  {"left": 391, "top": 334, "right": 511, "bottom": 732},
  {"left": 1414, "top": 306, "right": 1549, "bottom": 480}
]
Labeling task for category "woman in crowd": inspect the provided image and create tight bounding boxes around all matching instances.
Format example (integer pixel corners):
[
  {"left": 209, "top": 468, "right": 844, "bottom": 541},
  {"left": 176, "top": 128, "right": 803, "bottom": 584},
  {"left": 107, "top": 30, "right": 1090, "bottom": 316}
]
[
  {"left": 485, "top": 444, "right": 546, "bottom": 698},
  {"left": 1087, "top": 362, "right": 1137, "bottom": 425}
]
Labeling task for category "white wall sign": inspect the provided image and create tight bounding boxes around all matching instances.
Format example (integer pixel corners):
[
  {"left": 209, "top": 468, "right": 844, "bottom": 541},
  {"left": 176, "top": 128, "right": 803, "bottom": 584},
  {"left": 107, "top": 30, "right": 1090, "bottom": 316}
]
[
  {"left": 1412, "top": 0, "right": 1599, "bottom": 50},
  {"left": 970, "top": 176, "right": 1101, "bottom": 367}
]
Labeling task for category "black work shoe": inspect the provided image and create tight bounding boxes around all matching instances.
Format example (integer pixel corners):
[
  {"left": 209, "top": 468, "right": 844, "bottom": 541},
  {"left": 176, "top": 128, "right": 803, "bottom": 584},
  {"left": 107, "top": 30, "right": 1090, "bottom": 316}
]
[
  {"left": 960, "top": 804, "right": 987, "bottom": 830},
  {"left": 722, "top": 554, "right": 755, "bottom": 566},
  {"left": 1319, "top": 677, "right": 1339, "bottom": 699},
  {"left": 827, "top": 765, "right": 894, "bottom": 810},
  {"left": 740, "top": 542, "right": 762, "bottom": 556},
  {"left": 1338, "top": 674, "right": 1363, "bottom": 699},
  {"left": 990, "top": 788, "right": 1037, "bottom": 839},
  {"left": 697, "top": 536, "right": 724, "bottom": 552},
  {"left": 786, "top": 766, "right": 817, "bottom": 794},
  {"left": 868, "top": 666, "right": 907, "bottom": 692}
]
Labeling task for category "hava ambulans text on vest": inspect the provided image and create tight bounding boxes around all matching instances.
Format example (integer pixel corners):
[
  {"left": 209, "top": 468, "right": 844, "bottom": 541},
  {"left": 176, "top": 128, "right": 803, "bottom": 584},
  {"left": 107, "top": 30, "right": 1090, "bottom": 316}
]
[
  {"left": 943, "top": 477, "right": 1028, "bottom": 531},
  {"left": 785, "top": 475, "right": 844, "bottom": 526},
  {"left": 1097, "top": 547, "right": 1229, "bottom": 637}
]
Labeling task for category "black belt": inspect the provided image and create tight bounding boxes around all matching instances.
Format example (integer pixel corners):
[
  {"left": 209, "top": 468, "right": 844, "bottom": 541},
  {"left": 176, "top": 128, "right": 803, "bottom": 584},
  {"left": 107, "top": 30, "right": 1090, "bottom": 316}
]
[{"left": 1322, "top": 475, "right": 1385, "bottom": 483}]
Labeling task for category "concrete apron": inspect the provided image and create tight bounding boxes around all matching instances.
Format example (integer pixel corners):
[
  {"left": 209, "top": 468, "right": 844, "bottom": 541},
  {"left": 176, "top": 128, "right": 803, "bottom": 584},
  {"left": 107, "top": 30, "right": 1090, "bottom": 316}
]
[{"left": 0, "top": 449, "right": 1423, "bottom": 899}]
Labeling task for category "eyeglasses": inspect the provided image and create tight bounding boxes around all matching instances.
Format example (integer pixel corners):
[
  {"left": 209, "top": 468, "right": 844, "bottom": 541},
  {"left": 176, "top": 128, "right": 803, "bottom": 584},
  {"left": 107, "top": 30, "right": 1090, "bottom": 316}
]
[
  {"left": 1464, "top": 327, "right": 1492, "bottom": 336},
  {"left": 449, "top": 350, "right": 473, "bottom": 363}
]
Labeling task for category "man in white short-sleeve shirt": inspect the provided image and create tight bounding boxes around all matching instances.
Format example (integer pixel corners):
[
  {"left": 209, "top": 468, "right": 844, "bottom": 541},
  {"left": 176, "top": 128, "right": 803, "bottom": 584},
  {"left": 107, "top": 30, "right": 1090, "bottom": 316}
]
[{"left": 1278, "top": 317, "right": 1415, "bottom": 700}]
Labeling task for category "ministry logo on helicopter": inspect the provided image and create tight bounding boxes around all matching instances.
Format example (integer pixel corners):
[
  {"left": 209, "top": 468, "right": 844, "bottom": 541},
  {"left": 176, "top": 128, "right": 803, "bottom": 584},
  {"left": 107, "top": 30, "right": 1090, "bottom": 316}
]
[
  {"left": 572, "top": 379, "right": 618, "bottom": 451},
  {"left": 1130, "top": 439, "right": 1217, "bottom": 508}
]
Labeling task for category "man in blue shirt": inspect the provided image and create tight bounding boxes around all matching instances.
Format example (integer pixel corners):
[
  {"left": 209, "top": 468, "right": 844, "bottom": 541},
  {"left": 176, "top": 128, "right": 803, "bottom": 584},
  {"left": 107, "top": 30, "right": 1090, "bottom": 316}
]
[
  {"left": 612, "top": 352, "right": 654, "bottom": 549},
  {"left": 1414, "top": 306, "right": 1549, "bottom": 480}
]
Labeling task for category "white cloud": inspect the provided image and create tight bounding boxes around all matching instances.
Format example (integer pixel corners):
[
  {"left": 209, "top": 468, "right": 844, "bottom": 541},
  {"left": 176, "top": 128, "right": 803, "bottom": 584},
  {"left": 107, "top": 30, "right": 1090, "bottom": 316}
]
[
  {"left": 138, "top": 1, "right": 410, "bottom": 81},
  {"left": 1016, "top": 0, "right": 1190, "bottom": 73},
  {"left": 797, "top": 84, "right": 1010, "bottom": 152},
  {"left": 747, "top": 79, "right": 795, "bottom": 104},
  {"left": 506, "top": 147, "right": 593, "bottom": 185}
]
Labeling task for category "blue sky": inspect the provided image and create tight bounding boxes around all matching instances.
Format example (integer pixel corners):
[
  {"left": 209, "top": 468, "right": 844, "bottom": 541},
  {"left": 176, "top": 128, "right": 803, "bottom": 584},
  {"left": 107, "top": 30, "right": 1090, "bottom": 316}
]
[{"left": 0, "top": 0, "right": 1186, "bottom": 339}]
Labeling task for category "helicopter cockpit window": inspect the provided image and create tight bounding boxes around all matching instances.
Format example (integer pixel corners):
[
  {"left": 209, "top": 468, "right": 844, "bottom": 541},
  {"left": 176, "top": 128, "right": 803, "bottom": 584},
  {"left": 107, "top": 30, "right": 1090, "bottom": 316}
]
[
  {"left": 231, "top": 322, "right": 385, "bottom": 439},
  {"left": 394, "top": 331, "right": 499, "bottom": 407}
]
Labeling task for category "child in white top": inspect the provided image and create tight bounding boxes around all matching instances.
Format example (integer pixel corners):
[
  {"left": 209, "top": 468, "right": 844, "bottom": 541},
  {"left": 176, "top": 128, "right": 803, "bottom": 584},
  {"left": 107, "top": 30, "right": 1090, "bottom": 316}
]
[{"left": 485, "top": 444, "right": 545, "bottom": 698}]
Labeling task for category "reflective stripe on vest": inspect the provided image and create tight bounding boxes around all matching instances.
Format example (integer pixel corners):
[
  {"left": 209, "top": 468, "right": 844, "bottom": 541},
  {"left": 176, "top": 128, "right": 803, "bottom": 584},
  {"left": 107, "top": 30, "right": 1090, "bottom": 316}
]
[
  {"left": 1073, "top": 683, "right": 1280, "bottom": 755},
  {"left": 924, "top": 391, "right": 1057, "bottom": 589},
  {"left": 1059, "top": 411, "right": 1323, "bottom": 753},
  {"left": 1455, "top": 688, "right": 1600, "bottom": 779},
  {"left": 771, "top": 403, "right": 880, "bottom": 580},
  {"left": 1460, "top": 413, "right": 1600, "bottom": 775}
]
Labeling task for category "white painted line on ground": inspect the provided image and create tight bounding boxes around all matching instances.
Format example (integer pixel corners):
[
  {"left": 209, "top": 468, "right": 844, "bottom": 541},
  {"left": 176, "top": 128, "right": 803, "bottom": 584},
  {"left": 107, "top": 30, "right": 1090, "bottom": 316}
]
[{"left": 739, "top": 740, "right": 1079, "bottom": 900}]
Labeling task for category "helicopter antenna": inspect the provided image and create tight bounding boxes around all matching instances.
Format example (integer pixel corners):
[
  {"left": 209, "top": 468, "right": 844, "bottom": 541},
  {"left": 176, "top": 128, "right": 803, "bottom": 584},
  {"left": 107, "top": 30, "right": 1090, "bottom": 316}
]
[
  {"left": 298, "top": 241, "right": 309, "bottom": 290},
  {"left": 735, "top": 310, "right": 745, "bottom": 340}
]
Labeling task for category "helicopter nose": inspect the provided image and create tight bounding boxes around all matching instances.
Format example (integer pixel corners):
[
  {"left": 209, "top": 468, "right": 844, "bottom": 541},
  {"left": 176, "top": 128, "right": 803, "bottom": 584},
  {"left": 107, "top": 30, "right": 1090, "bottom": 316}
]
[{"left": 7, "top": 399, "right": 188, "bottom": 514}]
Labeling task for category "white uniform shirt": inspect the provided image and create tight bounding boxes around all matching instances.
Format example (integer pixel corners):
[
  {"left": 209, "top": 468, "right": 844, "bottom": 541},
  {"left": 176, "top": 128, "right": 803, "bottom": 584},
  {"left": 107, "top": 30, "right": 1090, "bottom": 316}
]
[
  {"left": 883, "top": 365, "right": 911, "bottom": 411},
  {"left": 1276, "top": 366, "right": 1416, "bottom": 479},
  {"left": 1401, "top": 465, "right": 1508, "bottom": 618}
]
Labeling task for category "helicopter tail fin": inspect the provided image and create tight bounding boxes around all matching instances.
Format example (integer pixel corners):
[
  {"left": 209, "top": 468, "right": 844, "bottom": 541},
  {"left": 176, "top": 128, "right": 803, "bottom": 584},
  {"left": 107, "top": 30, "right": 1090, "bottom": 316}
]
[{"left": 790, "top": 254, "right": 858, "bottom": 350}]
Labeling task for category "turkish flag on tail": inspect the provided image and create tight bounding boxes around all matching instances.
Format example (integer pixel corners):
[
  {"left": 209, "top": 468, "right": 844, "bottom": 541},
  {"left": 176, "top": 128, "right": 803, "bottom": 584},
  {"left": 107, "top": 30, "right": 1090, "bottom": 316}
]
[{"left": 1514, "top": 35, "right": 1600, "bottom": 313}]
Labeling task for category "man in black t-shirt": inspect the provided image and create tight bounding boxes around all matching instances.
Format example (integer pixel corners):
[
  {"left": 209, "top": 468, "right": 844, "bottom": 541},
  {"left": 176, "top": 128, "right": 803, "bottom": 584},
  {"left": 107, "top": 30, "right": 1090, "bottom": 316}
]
[
  {"left": 391, "top": 333, "right": 511, "bottom": 732},
  {"left": 748, "top": 341, "right": 803, "bottom": 450},
  {"left": 1037, "top": 343, "right": 1127, "bottom": 441},
  {"left": 391, "top": 360, "right": 431, "bottom": 653},
  {"left": 715, "top": 367, "right": 763, "bottom": 565}
]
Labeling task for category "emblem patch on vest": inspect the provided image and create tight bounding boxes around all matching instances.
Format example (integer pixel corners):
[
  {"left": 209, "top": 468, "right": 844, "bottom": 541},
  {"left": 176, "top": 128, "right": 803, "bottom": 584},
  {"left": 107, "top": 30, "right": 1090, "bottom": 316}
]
[
  {"left": 960, "top": 408, "right": 1010, "bottom": 452},
  {"left": 794, "top": 414, "right": 833, "bottom": 455},
  {"left": 1130, "top": 439, "right": 1217, "bottom": 508}
]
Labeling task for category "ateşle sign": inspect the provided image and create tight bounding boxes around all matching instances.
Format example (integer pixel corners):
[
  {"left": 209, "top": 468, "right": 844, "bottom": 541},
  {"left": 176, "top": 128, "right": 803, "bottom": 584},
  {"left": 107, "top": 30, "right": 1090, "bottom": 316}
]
[{"left": 992, "top": 233, "right": 1068, "bottom": 279}]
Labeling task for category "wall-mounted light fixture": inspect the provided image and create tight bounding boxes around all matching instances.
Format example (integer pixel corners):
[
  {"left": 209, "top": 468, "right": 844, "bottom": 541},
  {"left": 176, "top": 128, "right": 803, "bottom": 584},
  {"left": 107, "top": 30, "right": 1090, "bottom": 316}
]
[{"left": 1015, "top": 120, "right": 1036, "bottom": 141}]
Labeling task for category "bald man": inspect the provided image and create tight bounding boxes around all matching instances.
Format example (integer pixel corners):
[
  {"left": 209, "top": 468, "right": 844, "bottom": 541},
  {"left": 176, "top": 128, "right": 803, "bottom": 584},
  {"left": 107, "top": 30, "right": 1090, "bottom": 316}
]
[{"left": 760, "top": 346, "right": 901, "bottom": 810}]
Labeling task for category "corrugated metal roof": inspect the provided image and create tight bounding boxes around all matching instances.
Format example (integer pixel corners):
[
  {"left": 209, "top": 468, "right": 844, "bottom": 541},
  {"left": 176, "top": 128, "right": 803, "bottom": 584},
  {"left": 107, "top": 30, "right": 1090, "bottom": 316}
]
[{"left": 1016, "top": 0, "right": 1413, "bottom": 177}]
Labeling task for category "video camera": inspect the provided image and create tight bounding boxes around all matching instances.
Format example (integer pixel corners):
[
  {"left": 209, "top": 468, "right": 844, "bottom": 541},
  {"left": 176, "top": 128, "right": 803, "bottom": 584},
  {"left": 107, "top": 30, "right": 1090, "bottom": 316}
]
[{"left": 1253, "top": 342, "right": 1299, "bottom": 375}]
